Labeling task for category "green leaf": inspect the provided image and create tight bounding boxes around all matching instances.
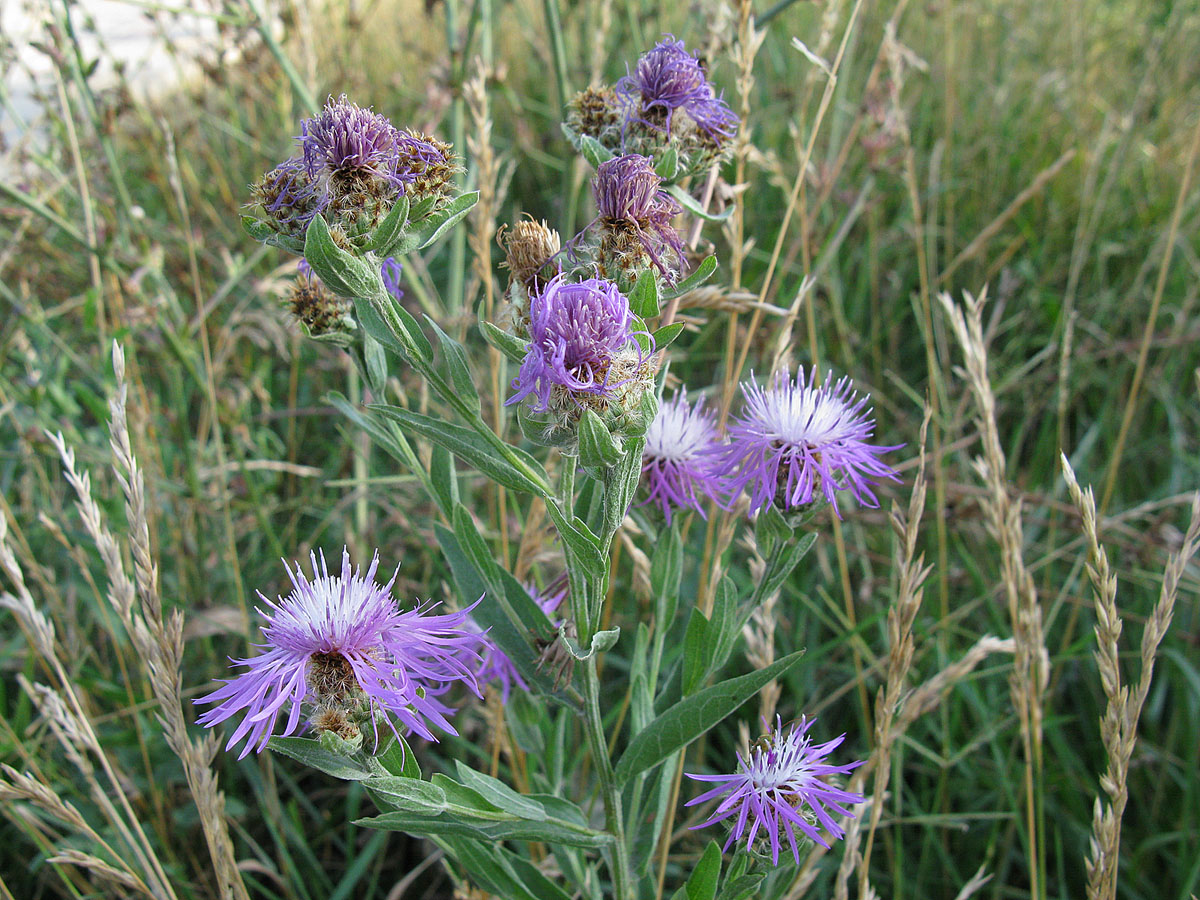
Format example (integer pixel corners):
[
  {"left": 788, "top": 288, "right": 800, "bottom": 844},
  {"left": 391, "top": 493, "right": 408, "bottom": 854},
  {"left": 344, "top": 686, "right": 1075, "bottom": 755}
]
[
  {"left": 754, "top": 531, "right": 818, "bottom": 606},
  {"left": 664, "top": 185, "right": 734, "bottom": 223},
  {"left": 268, "top": 737, "right": 371, "bottom": 780},
  {"left": 545, "top": 501, "right": 607, "bottom": 579},
  {"left": 686, "top": 841, "right": 722, "bottom": 900},
  {"left": 602, "top": 433, "right": 645, "bottom": 536},
  {"left": 628, "top": 268, "right": 661, "bottom": 318},
  {"left": 651, "top": 524, "right": 683, "bottom": 631},
  {"left": 363, "top": 332, "right": 388, "bottom": 394},
  {"left": 372, "top": 405, "right": 550, "bottom": 497},
  {"left": 651, "top": 322, "right": 686, "bottom": 351},
  {"left": 454, "top": 762, "right": 547, "bottom": 820},
  {"left": 654, "top": 146, "right": 679, "bottom": 181},
  {"left": 369, "top": 734, "right": 421, "bottom": 780},
  {"left": 561, "top": 625, "right": 620, "bottom": 661},
  {"left": 613, "top": 650, "right": 807, "bottom": 784},
  {"left": 303, "top": 214, "right": 382, "bottom": 298},
  {"left": 241, "top": 215, "right": 275, "bottom": 242},
  {"left": 717, "top": 875, "right": 764, "bottom": 900},
  {"left": 415, "top": 191, "right": 480, "bottom": 250},
  {"left": 682, "top": 608, "right": 710, "bottom": 695},
  {"left": 429, "top": 444, "right": 459, "bottom": 514},
  {"left": 663, "top": 255, "right": 719, "bottom": 299},
  {"left": 363, "top": 195, "right": 410, "bottom": 252},
  {"left": 504, "top": 692, "right": 547, "bottom": 755},
  {"left": 579, "top": 134, "right": 615, "bottom": 169},
  {"left": 355, "top": 811, "right": 614, "bottom": 848},
  {"left": 479, "top": 319, "right": 528, "bottom": 364},
  {"left": 352, "top": 290, "right": 434, "bottom": 364},
  {"left": 426, "top": 317, "right": 480, "bottom": 413},
  {"left": 578, "top": 408, "right": 623, "bottom": 470},
  {"left": 364, "top": 776, "right": 448, "bottom": 814}
]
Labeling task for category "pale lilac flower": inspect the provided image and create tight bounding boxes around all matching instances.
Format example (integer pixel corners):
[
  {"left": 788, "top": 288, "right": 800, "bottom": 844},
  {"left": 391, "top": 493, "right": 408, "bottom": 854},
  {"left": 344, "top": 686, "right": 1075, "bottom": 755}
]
[
  {"left": 196, "top": 549, "right": 485, "bottom": 759},
  {"left": 616, "top": 37, "right": 738, "bottom": 139},
  {"left": 686, "top": 716, "right": 865, "bottom": 864},
  {"left": 593, "top": 154, "right": 684, "bottom": 282},
  {"left": 506, "top": 274, "right": 647, "bottom": 413},
  {"left": 640, "top": 390, "right": 725, "bottom": 522},
  {"left": 472, "top": 585, "right": 566, "bottom": 701},
  {"left": 718, "top": 368, "right": 901, "bottom": 519}
]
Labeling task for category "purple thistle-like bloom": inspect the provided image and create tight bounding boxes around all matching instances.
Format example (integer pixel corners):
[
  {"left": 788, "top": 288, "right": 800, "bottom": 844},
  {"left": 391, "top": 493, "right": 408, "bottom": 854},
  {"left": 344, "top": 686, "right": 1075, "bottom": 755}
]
[
  {"left": 196, "top": 549, "right": 485, "bottom": 759},
  {"left": 718, "top": 368, "right": 901, "bottom": 519},
  {"left": 472, "top": 585, "right": 566, "bottom": 702},
  {"left": 640, "top": 390, "right": 726, "bottom": 523},
  {"left": 594, "top": 154, "right": 685, "bottom": 281},
  {"left": 300, "top": 94, "right": 410, "bottom": 190},
  {"left": 616, "top": 37, "right": 738, "bottom": 139},
  {"left": 686, "top": 716, "right": 865, "bottom": 864},
  {"left": 506, "top": 274, "right": 646, "bottom": 413}
]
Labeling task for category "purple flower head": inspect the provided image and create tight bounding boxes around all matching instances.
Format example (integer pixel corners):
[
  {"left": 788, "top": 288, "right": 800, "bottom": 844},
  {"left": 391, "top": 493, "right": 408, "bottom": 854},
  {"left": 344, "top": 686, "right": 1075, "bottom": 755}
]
[
  {"left": 506, "top": 274, "right": 647, "bottom": 413},
  {"left": 381, "top": 256, "right": 404, "bottom": 301},
  {"left": 471, "top": 585, "right": 566, "bottom": 702},
  {"left": 299, "top": 95, "right": 409, "bottom": 190},
  {"left": 640, "top": 389, "right": 726, "bottom": 522},
  {"left": 686, "top": 716, "right": 865, "bottom": 864},
  {"left": 717, "top": 368, "right": 901, "bottom": 519},
  {"left": 616, "top": 37, "right": 738, "bottom": 139},
  {"left": 593, "top": 154, "right": 685, "bottom": 281},
  {"left": 195, "top": 549, "right": 486, "bottom": 759}
]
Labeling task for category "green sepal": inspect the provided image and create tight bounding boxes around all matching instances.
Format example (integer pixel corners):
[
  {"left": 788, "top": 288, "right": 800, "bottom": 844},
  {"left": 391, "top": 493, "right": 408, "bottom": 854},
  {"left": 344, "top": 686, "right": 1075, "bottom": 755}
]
[
  {"left": 578, "top": 408, "right": 623, "bottom": 470},
  {"left": 579, "top": 134, "right": 615, "bottom": 169},
  {"left": 654, "top": 145, "right": 680, "bottom": 182},
  {"left": 363, "top": 194, "right": 410, "bottom": 253},
  {"left": 479, "top": 320, "right": 528, "bottom": 364},
  {"left": 628, "top": 268, "right": 661, "bottom": 318},
  {"left": 663, "top": 254, "right": 719, "bottom": 300},
  {"left": 664, "top": 184, "right": 734, "bottom": 222}
]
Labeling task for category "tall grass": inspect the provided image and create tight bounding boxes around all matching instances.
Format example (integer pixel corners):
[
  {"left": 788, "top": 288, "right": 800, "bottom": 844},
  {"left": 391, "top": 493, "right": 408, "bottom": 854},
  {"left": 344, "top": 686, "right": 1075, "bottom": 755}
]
[{"left": 2, "top": 0, "right": 1198, "bottom": 897}]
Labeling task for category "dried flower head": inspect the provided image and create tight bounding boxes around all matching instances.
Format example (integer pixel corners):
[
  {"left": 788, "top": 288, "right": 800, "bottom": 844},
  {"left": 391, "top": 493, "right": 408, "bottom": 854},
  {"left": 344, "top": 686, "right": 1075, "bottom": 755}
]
[
  {"left": 718, "top": 368, "right": 901, "bottom": 519},
  {"left": 501, "top": 219, "right": 562, "bottom": 290},
  {"left": 686, "top": 716, "right": 865, "bottom": 864},
  {"left": 593, "top": 154, "right": 685, "bottom": 283},
  {"left": 565, "top": 85, "right": 623, "bottom": 150},
  {"left": 395, "top": 129, "right": 459, "bottom": 205},
  {"left": 287, "top": 265, "right": 354, "bottom": 337},
  {"left": 251, "top": 156, "right": 325, "bottom": 233},
  {"left": 196, "top": 549, "right": 486, "bottom": 758},
  {"left": 641, "top": 390, "right": 726, "bottom": 522},
  {"left": 472, "top": 585, "right": 566, "bottom": 701},
  {"left": 616, "top": 37, "right": 738, "bottom": 140},
  {"left": 506, "top": 274, "right": 649, "bottom": 414}
]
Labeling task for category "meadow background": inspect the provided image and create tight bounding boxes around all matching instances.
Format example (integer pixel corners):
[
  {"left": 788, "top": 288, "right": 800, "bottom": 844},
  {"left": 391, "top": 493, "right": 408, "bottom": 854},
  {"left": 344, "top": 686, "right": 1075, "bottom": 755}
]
[{"left": 1, "top": 0, "right": 1198, "bottom": 898}]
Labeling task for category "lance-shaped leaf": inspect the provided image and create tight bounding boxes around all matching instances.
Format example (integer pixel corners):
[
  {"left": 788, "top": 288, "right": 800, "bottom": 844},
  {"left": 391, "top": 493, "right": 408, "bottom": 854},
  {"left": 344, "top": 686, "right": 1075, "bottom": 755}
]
[
  {"left": 613, "top": 650, "right": 806, "bottom": 785},
  {"left": 578, "top": 408, "right": 623, "bottom": 470},
  {"left": 662, "top": 254, "right": 718, "bottom": 300},
  {"left": 268, "top": 737, "right": 371, "bottom": 780},
  {"left": 479, "top": 319, "right": 528, "bottom": 364},
  {"left": 664, "top": 185, "right": 733, "bottom": 223},
  {"left": 303, "top": 213, "right": 383, "bottom": 298},
  {"left": 363, "top": 194, "right": 410, "bottom": 252},
  {"left": 628, "top": 269, "right": 661, "bottom": 318},
  {"left": 372, "top": 405, "right": 550, "bottom": 497},
  {"left": 579, "top": 134, "right": 615, "bottom": 169}
]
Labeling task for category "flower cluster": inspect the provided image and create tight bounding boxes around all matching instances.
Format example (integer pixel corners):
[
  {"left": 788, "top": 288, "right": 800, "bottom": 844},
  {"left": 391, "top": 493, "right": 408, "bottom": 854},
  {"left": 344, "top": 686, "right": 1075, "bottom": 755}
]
[
  {"left": 250, "top": 95, "right": 457, "bottom": 245},
  {"left": 616, "top": 37, "right": 738, "bottom": 141},
  {"left": 592, "top": 154, "right": 685, "bottom": 285},
  {"left": 506, "top": 274, "right": 651, "bottom": 418},
  {"left": 686, "top": 716, "right": 864, "bottom": 865},
  {"left": 564, "top": 38, "right": 739, "bottom": 179},
  {"left": 196, "top": 549, "right": 486, "bottom": 758},
  {"left": 471, "top": 584, "right": 566, "bottom": 702},
  {"left": 640, "top": 390, "right": 725, "bottom": 522},
  {"left": 717, "top": 368, "right": 900, "bottom": 519}
]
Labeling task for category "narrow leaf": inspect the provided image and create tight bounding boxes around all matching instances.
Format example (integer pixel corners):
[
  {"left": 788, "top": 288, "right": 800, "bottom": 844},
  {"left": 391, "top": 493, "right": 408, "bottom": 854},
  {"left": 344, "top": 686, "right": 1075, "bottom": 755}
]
[{"left": 664, "top": 185, "right": 733, "bottom": 223}]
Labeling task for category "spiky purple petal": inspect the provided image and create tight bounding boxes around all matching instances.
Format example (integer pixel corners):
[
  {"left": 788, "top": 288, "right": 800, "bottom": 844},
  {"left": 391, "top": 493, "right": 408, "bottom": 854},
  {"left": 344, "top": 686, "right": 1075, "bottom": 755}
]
[{"left": 640, "top": 390, "right": 726, "bottom": 522}]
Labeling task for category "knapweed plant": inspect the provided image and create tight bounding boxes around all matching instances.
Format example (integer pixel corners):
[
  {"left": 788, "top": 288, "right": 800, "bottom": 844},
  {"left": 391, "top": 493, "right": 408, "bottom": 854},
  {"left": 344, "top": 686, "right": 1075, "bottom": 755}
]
[{"left": 222, "top": 42, "right": 900, "bottom": 900}]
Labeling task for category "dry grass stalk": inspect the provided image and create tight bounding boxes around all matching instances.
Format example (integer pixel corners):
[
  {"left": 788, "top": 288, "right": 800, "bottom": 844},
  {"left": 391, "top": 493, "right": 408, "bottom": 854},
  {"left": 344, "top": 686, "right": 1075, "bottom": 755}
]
[
  {"left": 46, "top": 849, "right": 152, "bottom": 896},
  {"left": 741, "top": 534, "right": 780, "bottom": 723},
  {"left": 1061, "top": 456, "right": 1200, "bottom": 900},
  {"left": 952, "top": 864, "right": 994, "bottom": 900},
  {"left": 849, "top": 407, "right": 933, "bottom": 898},
  {"left": 940, "top": 288, "right": 1048, "bottom": 897},
  {"left": 787, "top": 632, "right": 1014, "bottom": 899}
]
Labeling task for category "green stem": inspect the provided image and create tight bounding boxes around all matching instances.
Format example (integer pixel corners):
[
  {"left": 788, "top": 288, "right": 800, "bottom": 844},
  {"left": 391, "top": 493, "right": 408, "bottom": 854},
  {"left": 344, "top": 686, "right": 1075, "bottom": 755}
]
[{"left": 244, "top": 0, "right": 319, "bottom": 115}]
